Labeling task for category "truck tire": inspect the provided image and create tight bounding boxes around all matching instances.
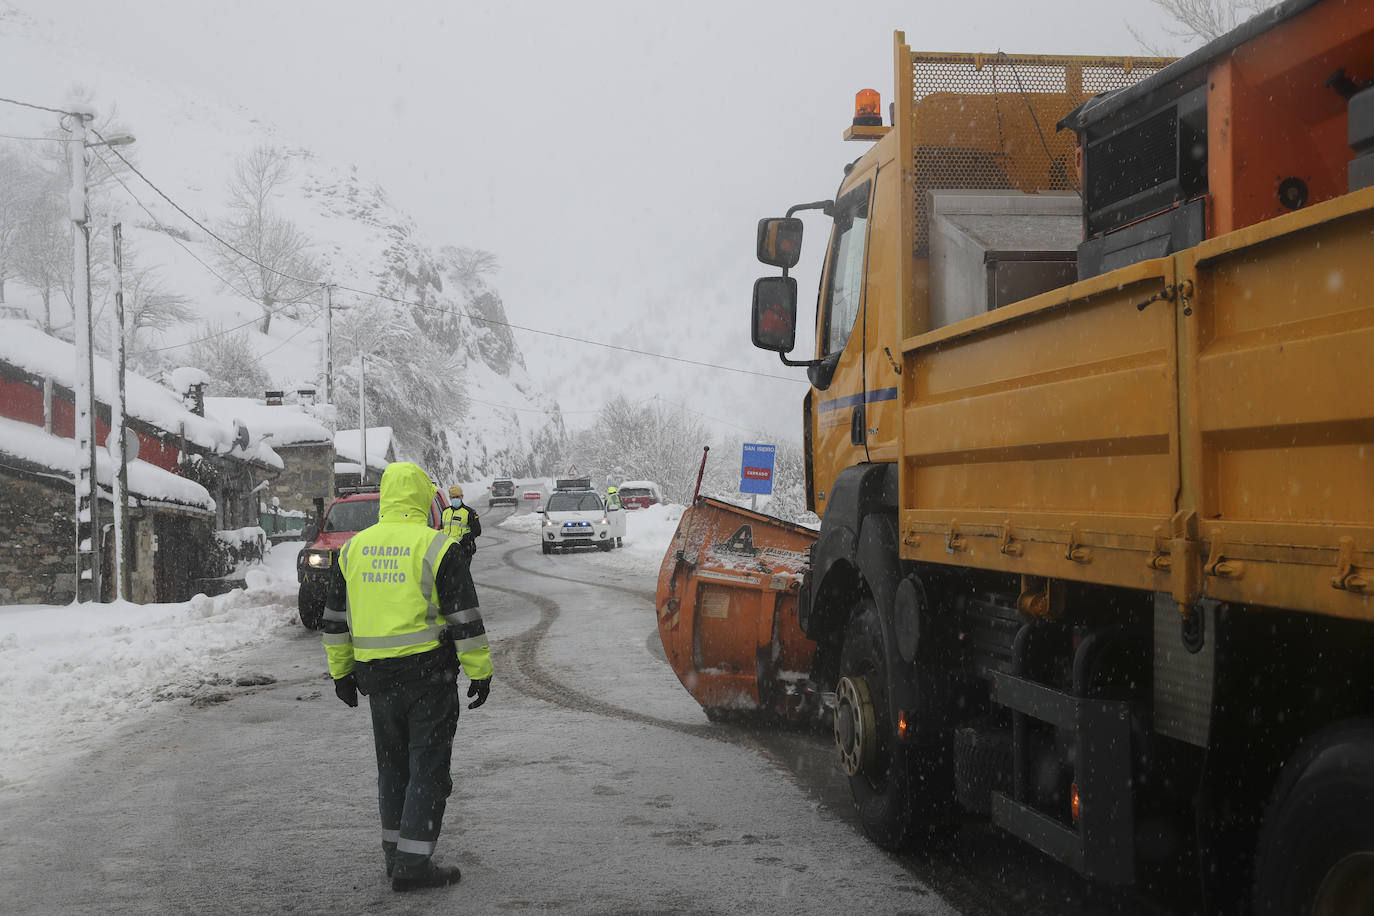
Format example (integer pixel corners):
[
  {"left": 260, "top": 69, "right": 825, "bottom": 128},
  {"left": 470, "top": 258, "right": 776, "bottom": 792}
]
[
  {"left": 541, "top": 542, "right": 552, "bottom": 555},
  {"left": 298, "top": 583, "right": 324, "bottom": 630},
  {"left": 1252, "top": 719, "right": 1374, "bottom": 915},
  {"left": 836, "top": 600, "right": 919, "bottom": 850}
]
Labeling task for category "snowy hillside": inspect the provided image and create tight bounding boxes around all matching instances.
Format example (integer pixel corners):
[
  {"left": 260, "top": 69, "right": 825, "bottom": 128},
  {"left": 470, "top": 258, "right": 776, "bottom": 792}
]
[{"left": 0, "top": 3, "right": 563, "bottom": 480}]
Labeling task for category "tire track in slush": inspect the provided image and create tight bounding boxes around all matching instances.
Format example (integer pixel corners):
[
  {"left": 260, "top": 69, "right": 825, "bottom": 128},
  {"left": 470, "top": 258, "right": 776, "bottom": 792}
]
[
  {"left": 473, "top": 537, "right": 719, "bottom": 740},
  {"left": 472, "top": 536, "right": 1161, "bottom": 916}
]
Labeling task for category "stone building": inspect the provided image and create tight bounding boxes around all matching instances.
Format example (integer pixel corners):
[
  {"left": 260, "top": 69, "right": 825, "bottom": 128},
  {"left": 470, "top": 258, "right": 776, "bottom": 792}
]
[
  {"left": 0, "top": 416, "right": 215, "bottom": 604},
  {"left": 0, "top": 320, "right": 269, "bottom": 603},
  {"left": 204, "top": 396, "right": 334, "bottom": 532}
]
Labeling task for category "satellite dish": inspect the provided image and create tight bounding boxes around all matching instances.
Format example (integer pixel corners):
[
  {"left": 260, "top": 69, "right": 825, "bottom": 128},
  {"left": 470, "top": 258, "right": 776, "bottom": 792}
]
[{"left": 105, "top": 427, "right": 140, "bottom": 463}]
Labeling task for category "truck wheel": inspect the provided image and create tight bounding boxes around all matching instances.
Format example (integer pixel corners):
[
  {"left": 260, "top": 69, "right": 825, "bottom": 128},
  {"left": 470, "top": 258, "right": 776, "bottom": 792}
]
[
  {"left": 541, "top": 542, "right": 552, "bottom": 555},
  {"left": 297, "top": 584, "right": 324, "bottom": 630},
  {"left": 600, "top": 540, "right": 613, "bottom": 551},
  {"left": 1252, "top": 719, "right": 1374, "bottom": 915},
  {"left": 835, "top": 600, "right": 918, "bottom": 849}
]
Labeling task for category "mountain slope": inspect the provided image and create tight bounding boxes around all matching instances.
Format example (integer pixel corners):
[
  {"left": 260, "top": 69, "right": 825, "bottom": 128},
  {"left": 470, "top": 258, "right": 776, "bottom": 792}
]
[{"left": 0, "top": 2, "right": 563, "bottom": 480}]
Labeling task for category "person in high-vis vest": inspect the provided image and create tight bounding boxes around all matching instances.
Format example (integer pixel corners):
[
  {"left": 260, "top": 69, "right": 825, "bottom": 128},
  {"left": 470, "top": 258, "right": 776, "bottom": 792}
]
[
  {"left": 441, "top": 485, "right": 481, "bottom": 557},
  {"left": 321, "top": 461, "right": 493, "bottom": 892}
]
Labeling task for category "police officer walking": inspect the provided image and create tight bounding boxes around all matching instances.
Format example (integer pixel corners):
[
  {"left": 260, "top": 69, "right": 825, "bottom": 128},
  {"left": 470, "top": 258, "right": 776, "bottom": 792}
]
[{"left": 321, "top": 461, "right": 493, "bottom": 892}]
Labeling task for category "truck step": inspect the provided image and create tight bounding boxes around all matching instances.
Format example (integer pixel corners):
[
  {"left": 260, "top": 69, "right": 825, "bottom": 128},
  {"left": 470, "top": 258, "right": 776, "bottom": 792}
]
[{"left": 987, "top": 670, "right": 1135, "bottom": 884}]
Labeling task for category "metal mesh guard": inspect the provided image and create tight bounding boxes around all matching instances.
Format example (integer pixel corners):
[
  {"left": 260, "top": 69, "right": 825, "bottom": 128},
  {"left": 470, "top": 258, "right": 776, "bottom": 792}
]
[{"left": 907, "top": 52, "right": 1171, "bottom": 254}]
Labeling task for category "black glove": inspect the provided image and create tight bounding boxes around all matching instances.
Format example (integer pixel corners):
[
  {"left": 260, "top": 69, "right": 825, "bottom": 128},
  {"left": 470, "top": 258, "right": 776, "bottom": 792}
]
[
  {"left": 466, "top": 677, "right": 491, "bottom": 709},
  {"left": 334, "top": 673, "right": 359, "bottom": 708}
]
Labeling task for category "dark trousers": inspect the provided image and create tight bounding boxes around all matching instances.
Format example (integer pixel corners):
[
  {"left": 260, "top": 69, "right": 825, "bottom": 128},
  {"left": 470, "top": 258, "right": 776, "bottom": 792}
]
[{"left": 358, "top": 648, "right": 459, "bottom": 867}]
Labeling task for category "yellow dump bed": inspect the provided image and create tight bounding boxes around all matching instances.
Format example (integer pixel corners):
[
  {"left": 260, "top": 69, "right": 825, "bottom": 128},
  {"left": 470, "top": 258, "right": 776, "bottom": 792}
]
[{"left": 897, "top": 187, "right": 1374, "bottom": 620}]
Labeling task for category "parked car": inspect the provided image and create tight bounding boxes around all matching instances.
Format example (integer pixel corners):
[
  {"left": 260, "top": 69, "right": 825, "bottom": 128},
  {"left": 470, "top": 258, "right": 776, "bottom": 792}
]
[
  {"left": 539, "top": 482, "right": 626, "bottom": 553},
  {"left": 618, "top": 480, "right": 663, "bottom": 510},
  {"left": 488, "top": 477, "right": 517, "bottom": 507},
  {"left": 295, "top": 485, "right": 446, "bottom": 629}
]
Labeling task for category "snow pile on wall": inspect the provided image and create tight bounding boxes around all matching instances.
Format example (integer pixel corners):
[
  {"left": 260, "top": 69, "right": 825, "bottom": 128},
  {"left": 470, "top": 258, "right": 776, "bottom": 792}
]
[{"left": 0, "top": 415, "right": 213, "bottom": 511}]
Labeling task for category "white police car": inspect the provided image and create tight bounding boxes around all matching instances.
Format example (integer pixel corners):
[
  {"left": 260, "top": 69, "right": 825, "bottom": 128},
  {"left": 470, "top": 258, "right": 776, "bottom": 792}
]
[{"left": 539, "top": 479, "right": 626, "bottom": 554}]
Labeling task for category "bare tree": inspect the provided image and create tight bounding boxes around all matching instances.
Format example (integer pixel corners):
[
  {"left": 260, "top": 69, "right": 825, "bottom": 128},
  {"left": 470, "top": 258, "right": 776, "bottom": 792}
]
[
  {"left": 1132, "top": 0, "right": 1279, "bottom": 53},
  {"left": 568, "top": 396, "right": 711, "bottom": 503},
  {"left": 0, "top": 147, "right": 44, "bottom": 304},
  {"left": 441, "top": 246, "right": 500, "bottom": 291},
  {"left": 92, "top": 257, "right": 193, "bottom": 373},
  {"left": 11, "top": 184, "right": 70, "bottom": 331},
  {"left": 190, "top": 324, "right": 272, "bottom": 398},
  {"left": 217, "top": 146, "right": 319, "bottom": 334}
]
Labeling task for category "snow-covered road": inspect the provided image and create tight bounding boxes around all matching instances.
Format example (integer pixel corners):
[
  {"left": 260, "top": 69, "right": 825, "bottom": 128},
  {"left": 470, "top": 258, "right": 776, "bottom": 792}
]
[{"left": 0, "top": 508, "right": 957, "bottom": 915}]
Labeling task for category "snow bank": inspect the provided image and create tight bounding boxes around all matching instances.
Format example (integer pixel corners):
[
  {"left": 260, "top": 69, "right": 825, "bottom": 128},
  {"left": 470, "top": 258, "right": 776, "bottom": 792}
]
[{"left": 0, "top": 544, "right": 301, "bottom": 791}]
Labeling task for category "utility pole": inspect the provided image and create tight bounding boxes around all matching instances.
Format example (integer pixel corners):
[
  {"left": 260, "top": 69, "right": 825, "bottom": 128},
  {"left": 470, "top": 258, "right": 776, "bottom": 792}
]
[
  {"left": 359, "top": 353, "right": 368, "bottom": 486},
  {"left": 68, "top": 109, "right": 100, "bottom": 602},
  {"left": 322, "top": 283, "right": 333, "bottom": 404},
  {"left": 111, "top": 223, "right": 130, "bottom": 601}
]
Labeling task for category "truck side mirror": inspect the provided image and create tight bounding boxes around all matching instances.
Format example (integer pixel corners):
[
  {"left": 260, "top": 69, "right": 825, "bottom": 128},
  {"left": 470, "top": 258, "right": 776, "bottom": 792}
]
[
  {"left": 752, "top": 277, "right": 798, "bottom": 353},
  {"left": 756, "top": 218, "right": 804, "bottom": 269},
  {"left": 303, "top": 523, "right": 319, "bottom": 542}
]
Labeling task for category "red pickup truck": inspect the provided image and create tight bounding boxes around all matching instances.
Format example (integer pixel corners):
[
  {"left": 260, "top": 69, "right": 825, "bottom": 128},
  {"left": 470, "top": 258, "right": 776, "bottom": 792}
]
[{"left": 295, "top": 486, "right": 447, "bottom": 629}]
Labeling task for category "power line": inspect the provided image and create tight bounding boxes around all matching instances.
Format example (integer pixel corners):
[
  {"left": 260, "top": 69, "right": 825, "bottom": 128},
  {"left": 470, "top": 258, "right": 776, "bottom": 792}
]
[
  {"left": 331, "top": 283, "right": 799, "bottom": 381},
  {"left": 90, "top": 126, "right": 319, "bottom": 287},
  {"left": 92, "top": 150, "right": 323, "bottom": 353},
  {"left": 92, "top": 150, "right": 258, "bottom": 301},
  {"left": 0, "top": 94, "right": 80, "bottom": 117},
  {"left": 0, "top": 132, "right": 75, "bottom": 142},
  {"left": 91, "top": 127, "right": 803, "bottom": 384},
  {"left": 259, "top": 314, "right": 320, "bottom": 357}
]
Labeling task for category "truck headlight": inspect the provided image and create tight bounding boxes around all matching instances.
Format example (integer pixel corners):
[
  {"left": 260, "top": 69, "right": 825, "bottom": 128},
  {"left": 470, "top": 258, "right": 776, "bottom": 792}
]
[{"left": 306, "top": 550, "right": 331, "bottom": 568}]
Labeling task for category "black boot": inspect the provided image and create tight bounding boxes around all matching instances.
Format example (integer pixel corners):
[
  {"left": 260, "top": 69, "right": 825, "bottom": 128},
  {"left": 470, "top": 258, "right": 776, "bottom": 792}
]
[{"left": 391, "top": 859, "right": 461, "bottom": 892}]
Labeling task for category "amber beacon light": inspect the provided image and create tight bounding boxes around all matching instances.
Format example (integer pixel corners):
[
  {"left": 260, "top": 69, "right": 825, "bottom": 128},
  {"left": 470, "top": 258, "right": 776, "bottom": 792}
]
[{"left": 853, "top": 88, "right": 882, "bottom": 127}]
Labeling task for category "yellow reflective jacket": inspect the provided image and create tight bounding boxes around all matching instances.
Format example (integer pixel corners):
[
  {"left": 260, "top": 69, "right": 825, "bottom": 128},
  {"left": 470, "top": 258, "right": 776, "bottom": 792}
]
[
  {"left": 323, "top": 462, "right": 459, "bottom": 678},
  {"left": 441, "top": 504, "right": 474, "bottom": 542}
]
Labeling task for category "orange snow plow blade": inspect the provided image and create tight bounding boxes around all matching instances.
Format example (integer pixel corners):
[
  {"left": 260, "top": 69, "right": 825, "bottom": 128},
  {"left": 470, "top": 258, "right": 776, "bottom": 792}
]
[{"left": 656, "top": 497, "right": 818, "bottom": 717}]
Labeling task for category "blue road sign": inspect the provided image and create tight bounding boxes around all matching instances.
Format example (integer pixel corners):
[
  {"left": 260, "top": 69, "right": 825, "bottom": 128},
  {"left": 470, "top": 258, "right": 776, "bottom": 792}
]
[{"left": 740, "top": 443, "right": 776, "bottom": 495}]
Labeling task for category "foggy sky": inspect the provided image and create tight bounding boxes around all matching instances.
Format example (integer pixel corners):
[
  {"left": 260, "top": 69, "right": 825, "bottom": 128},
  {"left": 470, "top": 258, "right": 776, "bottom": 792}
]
[{"left": 21, "top": 0, "right": 1179, "bottom": 442}]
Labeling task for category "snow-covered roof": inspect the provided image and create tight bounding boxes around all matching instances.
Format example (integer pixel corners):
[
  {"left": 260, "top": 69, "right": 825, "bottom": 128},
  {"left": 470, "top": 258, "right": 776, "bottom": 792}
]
[
  {"left": 203, "top": 397, "right": 332, "bottom": 447},
  {"left": 334, "top": 427, "right": 392, "bottom": 470},
  {"left": 0, "top": 415, "right": 214, "bottom": 512},
  {"left": 0, "top": 320, "right": 232, "bottom": 453},
  {"left": 619, "top": 480, "right": 661, "bottom": 491}
]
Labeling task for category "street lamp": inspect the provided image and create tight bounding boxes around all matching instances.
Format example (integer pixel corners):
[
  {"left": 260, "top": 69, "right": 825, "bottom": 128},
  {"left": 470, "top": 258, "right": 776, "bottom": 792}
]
[{"left": 90, "top": 134, "right": 135, "bottom": 149}]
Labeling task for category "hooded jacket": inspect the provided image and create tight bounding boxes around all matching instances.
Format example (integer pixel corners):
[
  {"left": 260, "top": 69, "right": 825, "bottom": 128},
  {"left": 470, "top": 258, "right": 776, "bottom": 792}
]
[{"left": 321, "top": 462, "right": 492, "bottom": 682}]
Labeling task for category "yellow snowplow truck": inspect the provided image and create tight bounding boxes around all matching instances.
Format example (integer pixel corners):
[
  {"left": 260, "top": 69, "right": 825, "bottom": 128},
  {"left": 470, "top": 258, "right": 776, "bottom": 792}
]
[{"left": 667, "top": 0, "right": 1374, "bottom": 911}]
